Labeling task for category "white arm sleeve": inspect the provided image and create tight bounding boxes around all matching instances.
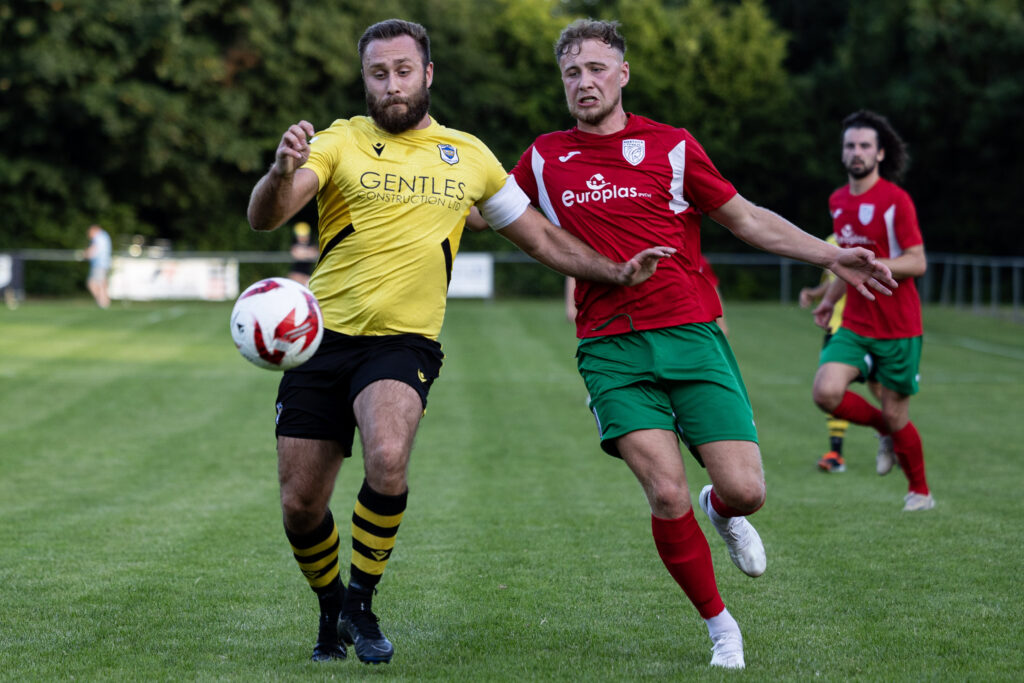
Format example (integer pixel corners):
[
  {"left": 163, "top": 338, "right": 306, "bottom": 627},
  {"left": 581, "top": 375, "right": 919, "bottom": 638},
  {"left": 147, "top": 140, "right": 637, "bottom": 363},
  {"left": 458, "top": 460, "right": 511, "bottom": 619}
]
[{"left": 478, "top": 176, "right": 531, "bottom": 230}]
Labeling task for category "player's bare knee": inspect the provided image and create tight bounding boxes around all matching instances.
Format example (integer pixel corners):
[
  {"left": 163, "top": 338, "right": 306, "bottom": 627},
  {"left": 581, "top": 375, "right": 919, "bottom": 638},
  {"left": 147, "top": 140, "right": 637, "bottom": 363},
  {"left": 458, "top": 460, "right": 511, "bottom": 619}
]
[
  {"left": 716, "top": 480, "right": 765, "bottom": 515},
  {"left": 647, "top": 482, "right": 691, "bottom": 518},
  {"left": 363, "top": 447, "right": 410, "bottom": 494},
  {"left": 812, "top": 384, "right": 842, "bottom": 413},
  {"left": 881, "top": 410, "right": 907, "bottom": 434},
  {"left": 280, "top": 492, "right": 324, "bottom": 533}
]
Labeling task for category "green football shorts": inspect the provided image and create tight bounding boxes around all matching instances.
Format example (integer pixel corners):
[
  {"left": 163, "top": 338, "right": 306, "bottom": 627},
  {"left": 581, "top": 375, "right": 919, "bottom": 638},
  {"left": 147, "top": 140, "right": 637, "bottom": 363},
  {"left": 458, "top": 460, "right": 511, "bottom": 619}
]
[
  {"left": 576, "top": 322, "right": 758, "bottom": 463},
  {"left": 819, "top": 327, "right": 922, "bottom": 396}
]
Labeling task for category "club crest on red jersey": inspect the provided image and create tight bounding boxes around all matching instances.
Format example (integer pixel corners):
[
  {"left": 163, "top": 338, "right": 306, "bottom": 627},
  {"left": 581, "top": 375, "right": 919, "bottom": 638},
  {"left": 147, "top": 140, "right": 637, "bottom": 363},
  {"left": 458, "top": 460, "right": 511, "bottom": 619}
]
[
  {"left": 438, "top": 143, "right": 459, "bottom": 165},
  {"left": 622, "top": 139, "right": 645, "bottom": 166},
  {"left": 858, "top": 203, "right": 875, "bottom": 225}
]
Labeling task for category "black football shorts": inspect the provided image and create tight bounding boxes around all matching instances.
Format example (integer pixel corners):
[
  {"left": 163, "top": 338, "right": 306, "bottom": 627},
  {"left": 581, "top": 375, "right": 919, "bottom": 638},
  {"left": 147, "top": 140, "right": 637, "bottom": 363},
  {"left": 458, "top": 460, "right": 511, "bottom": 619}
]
[{"left": 274, "top": 330, "right": 444, "bottom": 454}]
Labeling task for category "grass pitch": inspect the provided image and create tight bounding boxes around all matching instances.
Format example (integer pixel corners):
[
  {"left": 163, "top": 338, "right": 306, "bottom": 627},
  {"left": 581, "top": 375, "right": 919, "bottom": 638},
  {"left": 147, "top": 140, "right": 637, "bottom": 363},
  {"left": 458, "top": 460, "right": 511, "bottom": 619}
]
[{"left": 0, "top": 298, "right": 1021, "bottom": 681}]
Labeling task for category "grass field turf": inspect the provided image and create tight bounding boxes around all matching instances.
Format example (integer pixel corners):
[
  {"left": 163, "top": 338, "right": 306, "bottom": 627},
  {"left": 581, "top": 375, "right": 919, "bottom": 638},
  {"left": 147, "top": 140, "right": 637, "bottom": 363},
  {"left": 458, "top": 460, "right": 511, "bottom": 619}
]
[{"left": 0, "top": 298, "right": 1021, "bottom": 681}]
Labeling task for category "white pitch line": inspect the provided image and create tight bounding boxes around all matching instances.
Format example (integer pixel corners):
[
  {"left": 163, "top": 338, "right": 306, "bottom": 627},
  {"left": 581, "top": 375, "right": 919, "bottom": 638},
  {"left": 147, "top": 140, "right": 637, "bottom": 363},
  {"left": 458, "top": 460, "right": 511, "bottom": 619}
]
[{"left": 926, "top": 333, "right": 1024, "bottom": 361}]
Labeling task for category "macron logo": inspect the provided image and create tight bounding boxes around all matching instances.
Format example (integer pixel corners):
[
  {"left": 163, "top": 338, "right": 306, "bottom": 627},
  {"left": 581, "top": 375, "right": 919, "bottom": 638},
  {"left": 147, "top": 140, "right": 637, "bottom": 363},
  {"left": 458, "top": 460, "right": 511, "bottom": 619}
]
[{"left": 558, "top": 151, "right": 581, "bottom": 162}]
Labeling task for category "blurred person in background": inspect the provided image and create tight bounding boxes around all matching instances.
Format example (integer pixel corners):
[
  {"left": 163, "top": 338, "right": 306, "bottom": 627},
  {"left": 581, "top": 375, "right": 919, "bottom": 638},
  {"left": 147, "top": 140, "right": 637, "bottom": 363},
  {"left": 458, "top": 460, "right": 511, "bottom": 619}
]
[
  {"left": 287, "top": 221, "right": 318, "bottom": 287},
  {"left": 83, "top": 224, "right": 111, "bottom": 308}
]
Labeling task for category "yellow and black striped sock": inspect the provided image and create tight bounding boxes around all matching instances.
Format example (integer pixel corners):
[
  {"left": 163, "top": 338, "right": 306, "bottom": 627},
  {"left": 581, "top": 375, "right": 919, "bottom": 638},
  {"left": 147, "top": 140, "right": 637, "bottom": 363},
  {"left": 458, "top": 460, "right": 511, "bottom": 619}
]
[
  {"left": 827, "top": 415, "right": 849, "bottom": 454},
  {"left": 285, "top": 509, "right": 342, "bottom": 596},
  {"left": 349, "top": 479, "right": 406, "bottom": 591}
]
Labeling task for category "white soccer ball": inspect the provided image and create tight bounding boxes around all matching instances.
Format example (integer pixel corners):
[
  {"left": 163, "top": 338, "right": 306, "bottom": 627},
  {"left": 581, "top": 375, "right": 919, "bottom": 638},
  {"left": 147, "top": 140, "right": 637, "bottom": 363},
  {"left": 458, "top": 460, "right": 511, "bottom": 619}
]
[{"left": 230, "top": 277, "right": 324, "bottom": 371}]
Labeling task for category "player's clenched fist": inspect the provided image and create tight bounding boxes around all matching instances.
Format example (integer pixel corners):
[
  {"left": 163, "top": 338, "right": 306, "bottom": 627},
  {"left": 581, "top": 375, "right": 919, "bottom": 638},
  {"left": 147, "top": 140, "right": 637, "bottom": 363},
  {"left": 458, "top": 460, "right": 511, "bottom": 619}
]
[{"left": 274, "top": 121, "right": 317, "bottom": 176}]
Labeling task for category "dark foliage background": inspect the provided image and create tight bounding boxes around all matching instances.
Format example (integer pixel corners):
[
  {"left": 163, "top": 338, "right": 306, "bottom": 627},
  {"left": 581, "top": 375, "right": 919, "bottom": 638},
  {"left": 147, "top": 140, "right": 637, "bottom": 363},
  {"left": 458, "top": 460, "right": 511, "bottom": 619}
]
[{"left": 2, "top": 0, "right": 1021, "bottom": 295}]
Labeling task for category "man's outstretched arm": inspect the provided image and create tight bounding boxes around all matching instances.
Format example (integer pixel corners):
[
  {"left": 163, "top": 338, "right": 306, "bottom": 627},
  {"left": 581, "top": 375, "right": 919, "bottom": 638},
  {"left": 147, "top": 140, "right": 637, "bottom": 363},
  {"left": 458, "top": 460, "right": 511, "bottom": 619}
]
[
  {"left": 498, "top": 206, "right": 675, "bottom": 287},
  {"left": 709, "top": 194, "right": 897, "bottom": 300}
]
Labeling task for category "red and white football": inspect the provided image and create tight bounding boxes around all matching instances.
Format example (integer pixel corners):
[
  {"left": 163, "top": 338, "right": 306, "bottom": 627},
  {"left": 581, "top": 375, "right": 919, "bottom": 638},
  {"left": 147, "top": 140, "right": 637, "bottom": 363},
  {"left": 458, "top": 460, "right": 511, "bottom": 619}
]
[{"left": 230, "top": 277, "right": 323, "bottom": 371}]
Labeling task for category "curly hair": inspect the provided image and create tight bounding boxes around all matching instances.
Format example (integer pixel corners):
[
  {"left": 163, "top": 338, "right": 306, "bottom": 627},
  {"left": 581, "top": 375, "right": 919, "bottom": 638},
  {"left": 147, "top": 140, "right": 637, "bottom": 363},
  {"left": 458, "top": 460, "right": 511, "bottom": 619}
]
[
  {"left": 841, "top": 110, "right": 910, "bottom": 183},
  {"left": 358, "top": 19, "right": 431, "bottom": 67},
  {"left": 554, "top": 19, "right": 626, "bottom": 62}
]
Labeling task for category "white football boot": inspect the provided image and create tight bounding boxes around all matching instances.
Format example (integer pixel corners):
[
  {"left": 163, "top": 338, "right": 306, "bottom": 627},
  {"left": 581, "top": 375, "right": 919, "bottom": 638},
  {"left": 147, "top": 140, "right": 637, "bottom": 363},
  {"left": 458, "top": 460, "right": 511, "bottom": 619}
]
[{"left": 699, "top": 485, "right": 766, "bottom": 578}]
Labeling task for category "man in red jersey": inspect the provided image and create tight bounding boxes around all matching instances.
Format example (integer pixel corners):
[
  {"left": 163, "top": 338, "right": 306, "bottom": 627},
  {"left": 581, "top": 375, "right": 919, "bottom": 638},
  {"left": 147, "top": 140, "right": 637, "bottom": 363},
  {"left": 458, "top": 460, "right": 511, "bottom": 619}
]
[
  {"left": 481, "top": 19, "right": 895, "bottom": 670},
  {"left": 567, "top": 253, "right": 727, "bottom": 332},
  {"left": 811, "top": 110, "right": 933, "bottom": 511}
]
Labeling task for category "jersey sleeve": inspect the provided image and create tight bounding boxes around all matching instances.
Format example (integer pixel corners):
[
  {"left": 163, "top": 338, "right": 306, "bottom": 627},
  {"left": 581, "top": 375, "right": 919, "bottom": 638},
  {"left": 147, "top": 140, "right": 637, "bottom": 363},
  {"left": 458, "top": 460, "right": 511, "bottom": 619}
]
[
  {"left": 509, "top": 144, "right": 540, "bottom": 205},
  {"left": 683, "top": 133, "right": 737, "bottom": 213},
  {"left": 478, "top": 176, "right": 531, "bottom": 230},
  {"left": 473, "top": 141, "right": 512, "bottom": 204},
  {"left": 301, "top": 121, "right": 348, "bottom": 189},
  {"left": 469, "top": 139, "right": 530, "bottom": 229},
  {"left": 894, "top": 189, "right": 924, "bottom": 251}
]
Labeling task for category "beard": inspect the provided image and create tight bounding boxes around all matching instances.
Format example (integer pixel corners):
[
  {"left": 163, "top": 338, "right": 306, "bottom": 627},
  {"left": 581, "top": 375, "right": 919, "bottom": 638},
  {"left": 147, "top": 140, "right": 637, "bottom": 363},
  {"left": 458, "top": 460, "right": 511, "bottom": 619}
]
[
  {"left": 568, "top": 91, "right": 620, "bottom": 127},
  {"left": 845, "top": 158, "right": 877, "bottom": 179},
  {"left": 366, "top": 79, "right": 431, "bottom": 134}
]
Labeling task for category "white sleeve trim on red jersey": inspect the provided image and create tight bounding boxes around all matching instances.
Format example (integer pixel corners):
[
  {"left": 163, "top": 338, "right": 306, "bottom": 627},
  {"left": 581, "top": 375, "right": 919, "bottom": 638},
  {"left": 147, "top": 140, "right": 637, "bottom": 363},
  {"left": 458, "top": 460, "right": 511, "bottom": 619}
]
[
  {"left": 667, "top": 140, "right": 691, "bottom": 214},
  {"left": 883, "top": 204, "right": 902, "bottom": 257},
  {"left": 478, "top": 175, "right": 531, "bottom": 230},
  {"left": 530, "top": 147, "right": 561, "bottom": 226}
]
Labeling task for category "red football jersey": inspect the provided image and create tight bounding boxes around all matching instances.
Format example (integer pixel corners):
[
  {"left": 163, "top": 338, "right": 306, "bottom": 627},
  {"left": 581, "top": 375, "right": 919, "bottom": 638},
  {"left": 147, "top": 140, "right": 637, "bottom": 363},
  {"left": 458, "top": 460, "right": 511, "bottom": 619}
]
[
  {"left": 698, "top": 254, "right": 719, "bottom": 289},
  {"left": 830, "top": 178, "right": 923, "bottom": 338},
  {"left": 511, "top": 115, "right": 736, "bottom": 338}
]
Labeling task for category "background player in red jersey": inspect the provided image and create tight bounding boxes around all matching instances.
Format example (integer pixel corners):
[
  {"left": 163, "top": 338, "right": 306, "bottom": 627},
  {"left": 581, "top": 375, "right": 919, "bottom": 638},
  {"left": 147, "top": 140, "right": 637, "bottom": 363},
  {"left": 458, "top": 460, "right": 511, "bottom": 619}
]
[
  {"left": 800, "top": 233, "right": 885, "bottom": 474},
  {"left": 811, "top": 110, "right": 933, "bottom": 511},
  {"left": 477, "top": 19, "right": 896, "bottom": 669}
]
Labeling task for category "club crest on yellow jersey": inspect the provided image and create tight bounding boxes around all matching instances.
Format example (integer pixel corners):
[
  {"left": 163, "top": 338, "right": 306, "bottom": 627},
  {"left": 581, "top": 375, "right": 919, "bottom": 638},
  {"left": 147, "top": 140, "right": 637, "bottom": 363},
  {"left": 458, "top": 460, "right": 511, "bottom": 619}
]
[{"left": 438, "top": 143, "right": 459, "bottom": 165}]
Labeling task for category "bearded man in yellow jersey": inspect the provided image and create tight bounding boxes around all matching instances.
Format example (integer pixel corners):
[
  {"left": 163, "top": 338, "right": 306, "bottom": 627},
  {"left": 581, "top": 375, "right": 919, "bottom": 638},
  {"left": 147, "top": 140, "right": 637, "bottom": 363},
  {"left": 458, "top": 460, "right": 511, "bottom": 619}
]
[{"left": 246, "top": 18, "right": 673, "bottom": 665}]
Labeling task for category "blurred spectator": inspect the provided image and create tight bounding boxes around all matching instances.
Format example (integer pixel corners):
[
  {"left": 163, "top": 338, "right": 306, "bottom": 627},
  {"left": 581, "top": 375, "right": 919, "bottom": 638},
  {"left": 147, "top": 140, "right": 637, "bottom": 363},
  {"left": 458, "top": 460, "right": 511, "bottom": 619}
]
[
  {"left": 287, "top": 221, "right": 318, "bottom": 287},
  {"left": 84, "top": 224, "right": 112, "bottom": 308}
]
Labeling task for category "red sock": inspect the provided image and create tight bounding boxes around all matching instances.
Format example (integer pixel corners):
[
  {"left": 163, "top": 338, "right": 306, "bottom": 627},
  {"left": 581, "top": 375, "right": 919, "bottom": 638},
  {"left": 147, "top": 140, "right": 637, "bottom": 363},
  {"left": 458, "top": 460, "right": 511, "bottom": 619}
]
[
  {"left": 892, "top": 421, "right": 929, "bottom": 495},
  {"left": 832, "top": 391, "right": 889, "bottom": 434},
  {"left": 651, "top": 510, "right": 724, "bottom": 619}
]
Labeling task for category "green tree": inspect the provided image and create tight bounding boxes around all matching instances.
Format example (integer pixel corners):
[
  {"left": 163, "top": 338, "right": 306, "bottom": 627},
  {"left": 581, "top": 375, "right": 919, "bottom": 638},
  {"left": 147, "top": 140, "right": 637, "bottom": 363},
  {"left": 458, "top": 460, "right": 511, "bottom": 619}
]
[
  {"left": 768, "top": 0, "right": 1024, "bottom": 254},
  {"left": 845, "top": 0, "right": 1024, "bottom": 254},
  {"left": 0, "top": 0, "right": 392, "bottom": 254}
]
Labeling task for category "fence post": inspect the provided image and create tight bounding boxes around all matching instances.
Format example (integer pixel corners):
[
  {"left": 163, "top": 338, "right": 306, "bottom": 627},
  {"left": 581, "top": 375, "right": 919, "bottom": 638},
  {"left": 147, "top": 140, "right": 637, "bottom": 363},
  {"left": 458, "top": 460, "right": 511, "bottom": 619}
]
[
  {"left": 991, "top": 265, "right": 1000, "bottom": 316},
  {"left": 1014, "top": 263, "right": 1022, "bottom": 322},
  {"left": 780, "top": 260, "right": 791, "bottom": 304},
  {"left": 972, "top": 260, "right": 983, "bottom": 313},
  {"left": 940, "top": 258, "right": 953, "bottom": 305},
  {"left": 955, "top": 260, "right": 966, "bottom": 308}
]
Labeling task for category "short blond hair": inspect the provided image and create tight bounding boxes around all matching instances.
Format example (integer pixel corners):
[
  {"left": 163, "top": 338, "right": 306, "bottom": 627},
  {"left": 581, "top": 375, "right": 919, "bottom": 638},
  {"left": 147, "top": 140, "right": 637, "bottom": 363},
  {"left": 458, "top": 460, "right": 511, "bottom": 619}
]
[{"left": 554, "top": 19, "right": 626, "bottom": 62}]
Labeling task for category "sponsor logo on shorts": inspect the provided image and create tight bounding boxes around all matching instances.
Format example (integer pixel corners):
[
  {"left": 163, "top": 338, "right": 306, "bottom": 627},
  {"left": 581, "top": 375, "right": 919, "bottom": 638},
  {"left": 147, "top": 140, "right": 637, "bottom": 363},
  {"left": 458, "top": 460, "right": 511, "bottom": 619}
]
[
  {"left": 418, "top": 369, "right": 427, "bottom": 383},
  {"left": 275, "top": 401, "right": 283, "bottom": 425}
]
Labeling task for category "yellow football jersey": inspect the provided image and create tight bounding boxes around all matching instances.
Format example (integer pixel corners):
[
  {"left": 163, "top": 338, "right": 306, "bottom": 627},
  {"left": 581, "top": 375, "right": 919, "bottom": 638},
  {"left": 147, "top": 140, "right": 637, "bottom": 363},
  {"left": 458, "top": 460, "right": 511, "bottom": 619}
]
[{"left": 302, "top": 116, "right": 509, "bottom": 339}]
